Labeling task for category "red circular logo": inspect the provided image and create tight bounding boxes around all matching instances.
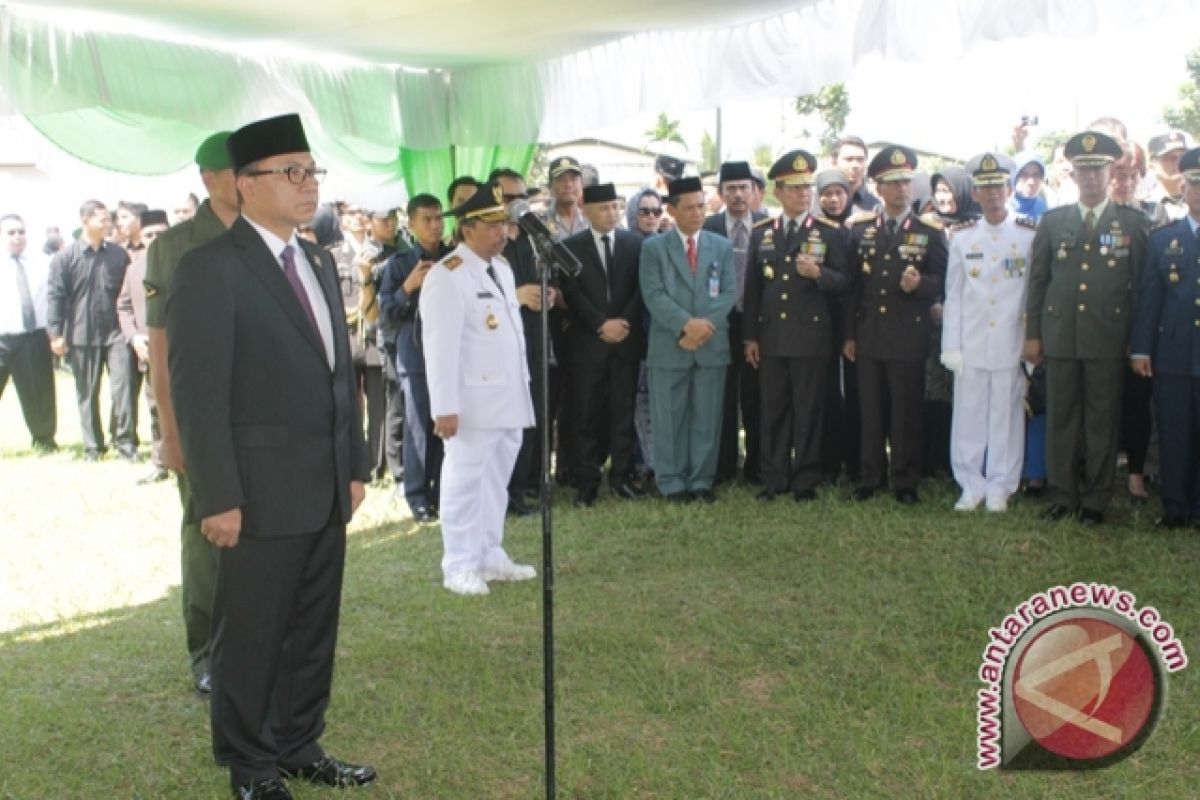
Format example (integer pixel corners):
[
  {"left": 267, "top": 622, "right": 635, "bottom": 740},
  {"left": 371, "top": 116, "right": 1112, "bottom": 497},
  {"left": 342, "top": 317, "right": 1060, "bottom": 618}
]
[{"left": 1013, "top": 617, "right": 1157, "bottom": 760}]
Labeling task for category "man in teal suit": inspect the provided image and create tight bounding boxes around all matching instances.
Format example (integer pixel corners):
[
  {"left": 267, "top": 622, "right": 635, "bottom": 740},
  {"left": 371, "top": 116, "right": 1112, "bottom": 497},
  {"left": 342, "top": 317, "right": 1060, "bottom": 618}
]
[{"left": 640, "top": 176, "right": 737, "bottom": 503}]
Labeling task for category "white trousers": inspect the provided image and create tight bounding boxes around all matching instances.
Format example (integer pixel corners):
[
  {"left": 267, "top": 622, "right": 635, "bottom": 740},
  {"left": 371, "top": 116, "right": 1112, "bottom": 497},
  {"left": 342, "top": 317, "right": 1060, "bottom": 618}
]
[
  {"left": 439, "top": 427, "right": 523, "bottom": 579},
  {"left": 950, "top": 365, "right": 1025, "bottom": 503}
]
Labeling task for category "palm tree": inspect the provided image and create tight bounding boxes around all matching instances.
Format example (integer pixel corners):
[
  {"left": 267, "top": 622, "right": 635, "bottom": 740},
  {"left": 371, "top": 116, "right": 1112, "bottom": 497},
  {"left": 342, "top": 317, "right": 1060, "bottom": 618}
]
[{"left": 645, "top": 112, "right": 686, "bottom": 148}]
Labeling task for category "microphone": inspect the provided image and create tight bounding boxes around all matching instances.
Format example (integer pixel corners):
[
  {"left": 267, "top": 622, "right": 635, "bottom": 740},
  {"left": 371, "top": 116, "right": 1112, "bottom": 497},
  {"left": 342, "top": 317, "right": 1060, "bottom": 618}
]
[{"left": 507, "top": 200, "right": 582, "bottom": 279}]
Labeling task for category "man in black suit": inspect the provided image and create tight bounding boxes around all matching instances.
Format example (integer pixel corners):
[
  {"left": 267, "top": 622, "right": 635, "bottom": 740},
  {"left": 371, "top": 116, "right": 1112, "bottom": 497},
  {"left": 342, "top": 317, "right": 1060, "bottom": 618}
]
[
  {"left": 562, "top": 183, "right": 646, "bottom": 506},
  {"left": 167, "top": 114, "right": 375, "bottom": 800},
  {"left": 704, "top": 160, "right": 768, "bottom": 484},
  {"left": 743, "top": 150, "right": 850, "bottom": 502}
]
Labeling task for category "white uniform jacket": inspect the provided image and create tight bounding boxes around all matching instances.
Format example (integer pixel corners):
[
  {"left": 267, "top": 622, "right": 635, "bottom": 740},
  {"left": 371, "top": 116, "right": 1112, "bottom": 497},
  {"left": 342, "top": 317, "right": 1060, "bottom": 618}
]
[
  {"left": 419, "top": 242, "right": 535, "bottom": 430},
  {"left": 942, "top": 215, "right": 1036, "bottom": 370}
]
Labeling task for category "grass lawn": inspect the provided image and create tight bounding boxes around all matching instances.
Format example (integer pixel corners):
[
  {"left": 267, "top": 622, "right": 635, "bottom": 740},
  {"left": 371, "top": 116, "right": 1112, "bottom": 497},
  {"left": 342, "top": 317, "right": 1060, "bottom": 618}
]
[{"left": 1, "top": 372, "right": 1198, "bottom": 799}]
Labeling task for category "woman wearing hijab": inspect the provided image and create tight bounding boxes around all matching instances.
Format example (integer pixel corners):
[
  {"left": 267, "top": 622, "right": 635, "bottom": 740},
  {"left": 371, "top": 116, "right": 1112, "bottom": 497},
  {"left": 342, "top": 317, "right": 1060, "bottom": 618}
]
[
  {"left": 1008, "top": 151, "right": 1050, "bottom": 221},
  {"left": 624, "top": 187, "right": 664, "bottom": 479},
  {"left": 929, "top": 166, "right": 982, "bottom": 224}
]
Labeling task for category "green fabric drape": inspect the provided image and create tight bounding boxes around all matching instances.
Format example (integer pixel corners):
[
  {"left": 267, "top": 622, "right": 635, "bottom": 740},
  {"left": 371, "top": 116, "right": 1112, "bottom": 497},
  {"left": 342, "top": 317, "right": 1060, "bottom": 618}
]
[{"left": 398, "top": 144, "right": 537, "bottom": 230}]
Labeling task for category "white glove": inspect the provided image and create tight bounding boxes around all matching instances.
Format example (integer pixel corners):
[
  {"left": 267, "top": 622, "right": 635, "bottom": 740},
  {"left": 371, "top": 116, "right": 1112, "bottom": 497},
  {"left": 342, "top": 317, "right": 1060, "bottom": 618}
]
[{"left": 940, "top": 350, "right": 964, "bottom": 373}]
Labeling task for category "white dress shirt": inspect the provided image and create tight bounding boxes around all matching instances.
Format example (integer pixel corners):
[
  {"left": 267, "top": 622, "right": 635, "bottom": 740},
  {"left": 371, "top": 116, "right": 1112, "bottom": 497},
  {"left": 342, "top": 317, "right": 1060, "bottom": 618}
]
[{"left": 1, "top": 250, "right": 48, "bottom": 334}]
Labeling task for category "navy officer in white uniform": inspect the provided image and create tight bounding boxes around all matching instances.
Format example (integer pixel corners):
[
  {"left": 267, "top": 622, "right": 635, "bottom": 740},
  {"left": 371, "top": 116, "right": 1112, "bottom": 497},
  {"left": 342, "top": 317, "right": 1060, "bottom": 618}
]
[
  {"left": 420, "top": 183, "right": 537, "bottom": 596},
  {"left": 941, "top": 152, "right": 1036, "bottom": 512}
]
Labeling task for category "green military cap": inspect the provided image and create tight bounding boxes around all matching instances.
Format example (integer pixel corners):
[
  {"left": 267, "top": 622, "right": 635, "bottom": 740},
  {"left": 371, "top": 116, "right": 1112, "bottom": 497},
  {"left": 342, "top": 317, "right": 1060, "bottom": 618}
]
[
  {"left": 964, "top": 152, "right": 1016, "bottom": 187},
  {"left": 449, "top": 181, "right": 508, "bottom": 222},
  {"left": 768, "top": 149, "right": 818, "bottom": 186},
  {"left": 1180, "top": 147, "right": 1200, "bottom": 183},
  {"left": 868, "top": 144, "right": 918, "bottom": 182},
  {"left": 194, "top": 131, "right": 234, "bottom": 171},
  {"left": 1064, "top": 131, "right": 1122, "bottom": 167}
]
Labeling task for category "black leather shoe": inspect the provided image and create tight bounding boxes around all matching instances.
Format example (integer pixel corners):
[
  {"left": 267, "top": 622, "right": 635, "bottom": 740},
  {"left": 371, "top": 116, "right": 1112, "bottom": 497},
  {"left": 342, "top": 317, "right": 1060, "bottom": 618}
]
[
  {"left": 1023, "top": 483, "right": 1045, "bottom": 498},
  {"left": 279, "top": 755, "right": 377, "bottom": 788},
  {"left": 852, "top": 487, "right": 876, "bottom": 501},
  {"left": 411, "top": 505, "right": 438, "bottom": 523},
  {"left": 32, "top": 439, "right": 58, "bottom": 455},
  {"left": 573, "top": 490, "right": 596, "bottom": 508},
  {"left": 1041, "top": 503, "right": 1074, "bottom": 522},
  {"left": 694, "top": 489, "right": 716, "bottom": 504},
  {"left": 506, "top": 497, "right": 536, "bottom": 517},
  {"left": 664, "top": 491, "right": 693, "bottom": 504},
  {"left": 757, "top": 489, "right": 776, "bottom": 502},
  {"left": 612, "top": 481, "right": 648, "bottom": 500},
  {"left": 793, "top": 488, "right": 816, "bottom": 503},
  {"left": 894, "top": 488, "right": 919, "bottom": 505},
  {"left": 233, "top": 777, "right": 292, "bottom": 800},
  {"left": 1079, "top": 508, "right": 1104, "bottom": 526},
  {"left": 137, "top": 468, "right": 169, "bottom": 485},
  {"left": 194, "top": 672, "right": 212, "bottom": 695},
  {"left": 1156, "top": 515, "right": 1187, "bottom": 530}
]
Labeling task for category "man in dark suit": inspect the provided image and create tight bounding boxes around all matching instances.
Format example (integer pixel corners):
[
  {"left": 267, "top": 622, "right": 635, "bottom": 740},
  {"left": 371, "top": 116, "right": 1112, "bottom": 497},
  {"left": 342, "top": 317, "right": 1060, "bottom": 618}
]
[
  {"left": 167, "top": 114, "right": 375, "bottom": 800},
  {"left": 704, "top": 160, "right": 769, "bottom": 484},
  {"left": 562, "top": 183, "right": 646, "bottom": 506},
  {"left": 743, "top": 150, "right": 850, "bottom": 502},
  {"left": 642, "top": 176, "right": 737, "bottom": 503},
  {"left": 1131, "top": 146, "right": 1200, "bottom": 528},
  {"left": 1026, "top": 130, "right": 1147, "bottom": 526},
  {"left": 843, "top": 144, "right": 947, "bottom": 505}
]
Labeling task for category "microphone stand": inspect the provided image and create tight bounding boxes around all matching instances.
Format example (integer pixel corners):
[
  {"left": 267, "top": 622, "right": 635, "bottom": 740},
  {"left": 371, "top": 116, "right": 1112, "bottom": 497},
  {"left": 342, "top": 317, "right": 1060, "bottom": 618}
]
[{"left": 532, "top": 243, "right": 557, "bottom": 800}]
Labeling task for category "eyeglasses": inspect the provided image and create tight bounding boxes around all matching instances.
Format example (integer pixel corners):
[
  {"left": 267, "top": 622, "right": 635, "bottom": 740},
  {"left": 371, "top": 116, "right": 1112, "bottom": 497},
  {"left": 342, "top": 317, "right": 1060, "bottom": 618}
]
[
  {"left": 244, "top": 166, "right": 328, "bottom": 185},
  {"left": 4, "top": 229, "right": 26, "bottom": 235},
  {"left": 637, "top": 207, "right": 664, "bottom": 217}
]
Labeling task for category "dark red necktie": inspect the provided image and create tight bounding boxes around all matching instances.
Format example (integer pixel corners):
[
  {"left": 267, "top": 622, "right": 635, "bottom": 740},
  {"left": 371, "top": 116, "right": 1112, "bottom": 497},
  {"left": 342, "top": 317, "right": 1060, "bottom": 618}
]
[
  {"left": 686, "top": 236, "right": 697, "bottom": 273},
  {"left": 280, "top": 244, "right": 320, "bottom": 336}
]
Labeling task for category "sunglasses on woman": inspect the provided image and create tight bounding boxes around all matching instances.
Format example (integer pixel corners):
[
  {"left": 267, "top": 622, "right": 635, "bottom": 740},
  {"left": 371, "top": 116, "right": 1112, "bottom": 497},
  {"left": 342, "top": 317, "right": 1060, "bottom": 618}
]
[{"left": 637, "top": 207, "right": 664, "bottom": 217}]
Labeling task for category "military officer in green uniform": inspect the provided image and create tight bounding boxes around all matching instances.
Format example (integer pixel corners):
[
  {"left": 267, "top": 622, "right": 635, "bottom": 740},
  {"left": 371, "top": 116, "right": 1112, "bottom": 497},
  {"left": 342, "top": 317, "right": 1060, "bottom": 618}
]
[
  {"left": 743, "top": 149, "right": 850, "bottom": 501},
  {"left": 842, "top": 144, "right": 947, "bottom": 504},
  {"left": 144, "top": 131, "right": 240, "bottom": 693},
  {"left": 1025, "top": 130, "right": 1147, "bottom": 525}
]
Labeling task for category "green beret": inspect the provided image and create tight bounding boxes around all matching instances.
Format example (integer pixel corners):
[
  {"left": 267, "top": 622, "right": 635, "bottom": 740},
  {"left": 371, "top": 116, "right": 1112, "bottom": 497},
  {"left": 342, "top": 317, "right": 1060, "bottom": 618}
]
[{"left": 195, "top": 131, "right": 234, "bottom": 171}]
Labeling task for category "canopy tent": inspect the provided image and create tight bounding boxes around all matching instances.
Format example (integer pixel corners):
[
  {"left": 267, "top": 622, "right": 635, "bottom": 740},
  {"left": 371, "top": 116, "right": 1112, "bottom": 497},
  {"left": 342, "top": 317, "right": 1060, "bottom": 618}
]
[{"left": 2, "top": 0, "right": 1198, "bottom": 199}]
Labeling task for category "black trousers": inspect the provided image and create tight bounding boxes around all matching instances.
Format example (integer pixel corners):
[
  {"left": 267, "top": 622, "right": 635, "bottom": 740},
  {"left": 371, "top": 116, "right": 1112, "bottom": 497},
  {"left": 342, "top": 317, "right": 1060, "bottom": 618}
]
[
  {"left": 211, "top": 515, "right": 345, "bottom": 787},
  {"left": 0, "top": 331, "right": 56, "bottom": 446},
  {"left": 1121, "top": 369, "right": 1154, "bottom": 475},
  {"left": 1154, "top": 373, "right": 1200, "bottom": 518},
  {"left": 354, "top": 363, "right": 386, "bottom": 480},
  {"left": 401, "top": 369, "right": 442, "bottom": 509},
  {"left": 382, "top": 355, "right": 405, "bottom": 480},
  {"left": 760, "top": 355, "right": 829, "bottom": 492},
  {"left": 130, "top": 363, "right": 164, "bottom": 468},
  {"left": 857, "top": 357, "right": 924, "bottom": 491},
  {"left": 571, "top": 354, "right": 638, "bottom": 491},
  {"left": 717, "top": 310, "right": 761, "bottom": 482},
  {"left": 67, "top": 342, "right": 134, "bottom": 452}
]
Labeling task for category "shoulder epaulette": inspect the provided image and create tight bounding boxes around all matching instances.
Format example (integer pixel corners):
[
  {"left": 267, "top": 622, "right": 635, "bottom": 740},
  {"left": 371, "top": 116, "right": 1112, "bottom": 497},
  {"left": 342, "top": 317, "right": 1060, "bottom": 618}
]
[
  {"left": 918, "top": 212, "right": 945, "bottom": 231},
  {"left": 846, "top": 211, "right": 877, "bottom": 228},
  {"left": 950, "top": 218, "right": 978, "bottom": 233},
  {"left": 442, "top": 255, "right": 463, "bottom": 271},
  {"left": 814, "top": 215, "right": 840, "bottom": 229},
  {"left": 752, "top": 216, "right": 774, "bottom": 229},
  {"left": 1014, "top": 216, "right": 1038, "bottom": 230}
]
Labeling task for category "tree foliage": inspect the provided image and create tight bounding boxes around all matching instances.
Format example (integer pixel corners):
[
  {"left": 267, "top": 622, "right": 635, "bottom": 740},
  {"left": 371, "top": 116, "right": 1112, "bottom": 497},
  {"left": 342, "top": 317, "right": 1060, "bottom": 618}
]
[
  {"left": 645, "top": 112, "right": 686, "bottom": 148},
  {"left": 1162, "top": 45, "right": 1200, "bottom": 138},
  {"left": 700, "top": 130, "right": 718, "bottom": 173},
  {"left": 793, "top": 83, "right": 851, "bottom": 154}
]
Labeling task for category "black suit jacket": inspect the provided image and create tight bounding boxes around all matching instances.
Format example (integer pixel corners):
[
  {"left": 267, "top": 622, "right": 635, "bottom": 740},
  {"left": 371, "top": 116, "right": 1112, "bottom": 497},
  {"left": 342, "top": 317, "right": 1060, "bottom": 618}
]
[
  {"left": 561, "top": 228, "right": 644, "bottom": 363},
  {"left": 702, "top": 210, "right": 768, "bottom": 239},
  {"left": 167, "top": 216, "right": 370, "bottom": 536}
]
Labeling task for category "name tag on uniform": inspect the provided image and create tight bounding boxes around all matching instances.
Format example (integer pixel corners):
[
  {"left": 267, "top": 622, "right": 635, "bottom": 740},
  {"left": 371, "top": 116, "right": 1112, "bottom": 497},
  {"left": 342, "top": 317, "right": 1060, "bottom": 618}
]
[
  {"left": 708, "top": 261, "right": 720, "bottom": 299},
  {"left": 476, "top": 291, "right": 495, "bottom": 299}
]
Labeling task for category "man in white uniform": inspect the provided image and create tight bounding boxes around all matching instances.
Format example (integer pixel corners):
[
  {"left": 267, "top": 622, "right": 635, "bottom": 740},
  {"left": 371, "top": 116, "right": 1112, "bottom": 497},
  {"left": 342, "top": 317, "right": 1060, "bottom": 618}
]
[
  {"left": 941, "top": 153, "right": 1036, "bottom": 512},
  {"left": 420, "top": 183, "right": 537, "bottom": 596}
]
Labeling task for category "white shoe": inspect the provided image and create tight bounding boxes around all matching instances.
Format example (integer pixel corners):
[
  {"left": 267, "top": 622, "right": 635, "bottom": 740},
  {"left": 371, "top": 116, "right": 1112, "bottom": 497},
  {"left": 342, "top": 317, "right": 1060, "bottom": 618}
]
[
  {"left": 444, "top": 571, "right": 489, "bottom": 595},
  {"left": 954, "top": 493, "right": 982, "bottom": 511},
  {"left": 986, "top": 496, "right": 1008, "bottom": 513},
  {"left": 481, "top": 563, "right": 538, "bottom": 582}
]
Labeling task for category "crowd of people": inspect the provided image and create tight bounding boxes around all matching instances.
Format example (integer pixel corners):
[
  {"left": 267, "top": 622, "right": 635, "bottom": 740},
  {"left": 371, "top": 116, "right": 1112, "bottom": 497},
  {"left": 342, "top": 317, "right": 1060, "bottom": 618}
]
[{"left": 3, "top": 109, "right": 1197, "bottom": 797}]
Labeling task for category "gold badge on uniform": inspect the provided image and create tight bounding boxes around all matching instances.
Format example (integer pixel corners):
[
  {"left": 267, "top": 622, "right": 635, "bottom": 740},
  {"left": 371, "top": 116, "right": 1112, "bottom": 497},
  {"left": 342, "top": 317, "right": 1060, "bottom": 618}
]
[
  {"left": 1056, "top": 246, "right": 1067, "bottom": 260},
  {"left": 1169, "top": 272, "right": 1180, "bottom": 283},
  {"left": 486, "top": 313, "right": 499, "bottom": 329},
  {"left": 763, "top": 265, "right": 775, "bottom": 280},
  {"left": 891, "top": 150, "right": 907, "bottom": 165},
  {"left": 968, "top": 267, "right": 981, "bottom": 278},
  {"left": 862, "top": 262, "right": 872, "bottom": 275},
  {"left": 1082, "top": 134, "right": 1097, "bottom": 153}
]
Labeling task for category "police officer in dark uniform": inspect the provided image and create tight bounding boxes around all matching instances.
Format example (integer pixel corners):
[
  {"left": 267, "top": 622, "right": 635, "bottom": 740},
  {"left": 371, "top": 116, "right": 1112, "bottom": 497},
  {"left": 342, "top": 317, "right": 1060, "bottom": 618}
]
[
  {"left": 1131, "top": 146, "right": 1200, "bottom": 528},
  {"left": 842, "top": 144, "right": 947, "bottom": 504},
  {"left": 743, "top": 149, "right": 849, "bottom": 501},
  {"left": 1025, "top": 131, "right": 1147, "bottom": 525}
]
